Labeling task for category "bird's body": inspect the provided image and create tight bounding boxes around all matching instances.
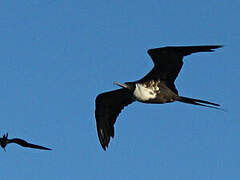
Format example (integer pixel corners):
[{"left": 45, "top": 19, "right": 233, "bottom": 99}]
[
  {"left": 133, "top": 81, "right": 161, "bottom": 102},
  {"left": 0, "top": 133, "right": 51, "bottom": 151},
  {"left": 132, "top": 80, "right": 175, "bottom": 103},
  {"left": 95, "top": 45, "right": 222, "bottom": 150}
]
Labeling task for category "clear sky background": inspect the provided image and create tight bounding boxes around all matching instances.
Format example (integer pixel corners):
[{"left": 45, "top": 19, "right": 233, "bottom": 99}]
[{"left": 0, "top": 1, "right": 239, "bottom": 180}]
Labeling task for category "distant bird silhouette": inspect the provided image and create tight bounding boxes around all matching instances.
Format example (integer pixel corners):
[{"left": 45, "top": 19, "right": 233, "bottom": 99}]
[
  {"left": 0, "top": 133, "right": 51, "bottom": 151},
  {"left": 95, "top": 45, "right": 222, "bottom": 150}
]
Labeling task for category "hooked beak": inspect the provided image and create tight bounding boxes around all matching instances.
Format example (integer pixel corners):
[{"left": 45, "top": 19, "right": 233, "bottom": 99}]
[{"left": 113, "top": 81, "right": 129, "bottom": 89}]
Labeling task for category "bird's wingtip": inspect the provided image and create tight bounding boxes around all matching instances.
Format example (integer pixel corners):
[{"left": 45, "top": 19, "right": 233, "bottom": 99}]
[
  {"left": 211, "top": 45, "right": 224, "bottom": 49},
  {"left": 102, "top": 145, "right": 107, "bottom": 151}
]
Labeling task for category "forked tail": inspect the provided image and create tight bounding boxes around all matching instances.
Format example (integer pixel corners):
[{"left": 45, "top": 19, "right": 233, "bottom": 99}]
[{"left": 177, "top": 96, "right": 221, "bottom": 110}]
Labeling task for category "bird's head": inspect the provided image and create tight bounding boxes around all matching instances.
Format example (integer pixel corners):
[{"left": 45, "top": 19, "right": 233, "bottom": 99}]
[
  {"left": 0, "top": 133, "right": 8, "bottom": 151},
  {"left": 113, "top": 81, "right": 135, "bottom": 92}
]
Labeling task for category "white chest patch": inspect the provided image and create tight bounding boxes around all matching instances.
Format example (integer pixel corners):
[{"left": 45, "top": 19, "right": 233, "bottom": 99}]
[{"left": 133, "top": 83, "right": 156, "bottom": 102}]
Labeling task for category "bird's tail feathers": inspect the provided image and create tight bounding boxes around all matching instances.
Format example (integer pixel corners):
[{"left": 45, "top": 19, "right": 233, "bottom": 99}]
[{"left": 177, "top": 96, "right": 222, "bottom": 110}]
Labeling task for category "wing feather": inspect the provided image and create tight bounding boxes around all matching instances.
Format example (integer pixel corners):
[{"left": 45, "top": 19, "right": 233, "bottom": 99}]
[
  {"left": 9, "top": 138, "right": 51, "bottom": 150},
  {"left": 95, "top": 88, "right": 135, "bottom": 150},
  {"left": 139, "top": 45, "right": 222, "bottom": 94}
]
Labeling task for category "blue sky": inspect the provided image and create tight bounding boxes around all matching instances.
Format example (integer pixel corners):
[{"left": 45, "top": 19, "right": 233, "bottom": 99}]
[{"left": 0, "top": 0, "right": 239, "bottom": 179}]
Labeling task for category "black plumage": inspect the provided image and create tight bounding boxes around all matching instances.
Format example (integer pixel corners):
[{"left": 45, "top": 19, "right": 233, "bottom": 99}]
[
  {"left": 0, "top": 133, "right": 51, "bottom": 151},
  {"left": 95, "top": 45, "right": 222, "bottom": 150}
]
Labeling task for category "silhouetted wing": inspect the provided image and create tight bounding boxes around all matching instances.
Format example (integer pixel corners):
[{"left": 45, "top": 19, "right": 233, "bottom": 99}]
[
  {"left": 95, "top": 88, "right": 135, "bottom": 150},
  {"left": 9, "top": 138, "right": 51, "bottom": 150},
  {"left": 139, "top": 45, "right": 222, "bottom": 94}
]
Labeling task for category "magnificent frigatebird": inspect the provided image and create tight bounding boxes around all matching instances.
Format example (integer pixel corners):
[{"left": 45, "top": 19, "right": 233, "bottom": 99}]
[
  {"left": 95, "top": 45, "right": 222, "bottom": 150},
  {"left": 0, "top": 133, "right": 51, "bottom": 151}
]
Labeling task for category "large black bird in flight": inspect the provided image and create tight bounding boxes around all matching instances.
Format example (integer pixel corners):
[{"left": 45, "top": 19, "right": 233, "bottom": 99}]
[
  {"left": 0, "top": 133, "right": 51, "bottom": 151},
  {"left": 95, "top": 45, "right": 222, "bottom": 150}
]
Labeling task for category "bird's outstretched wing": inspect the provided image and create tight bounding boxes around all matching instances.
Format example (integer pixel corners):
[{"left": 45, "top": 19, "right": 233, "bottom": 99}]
[
  {"left": 9, "top": 138, "right": 51, "bottom": 150},
  {"left": 139, "top": 45, "right": 222, "bottom": 94},
  {"left": 95, "top": 88, "right": 135, "bottom": 150}
]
